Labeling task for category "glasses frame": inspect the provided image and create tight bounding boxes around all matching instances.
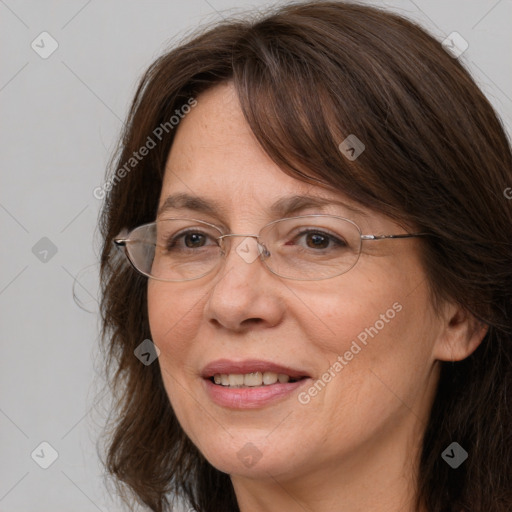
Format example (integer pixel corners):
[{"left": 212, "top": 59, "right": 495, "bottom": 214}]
[{"left": 113, "top": 214, "right": 428, "bottom": 282}]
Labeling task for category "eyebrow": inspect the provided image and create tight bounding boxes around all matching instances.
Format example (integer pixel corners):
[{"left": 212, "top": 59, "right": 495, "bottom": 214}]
[{"left": 156, "top": 192, "right": 367, "bottom": 220}]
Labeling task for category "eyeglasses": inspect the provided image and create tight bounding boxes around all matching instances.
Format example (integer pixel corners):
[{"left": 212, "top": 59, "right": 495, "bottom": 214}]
[{"left": 113, "top": 215, "right": 427, "bottom": 282}]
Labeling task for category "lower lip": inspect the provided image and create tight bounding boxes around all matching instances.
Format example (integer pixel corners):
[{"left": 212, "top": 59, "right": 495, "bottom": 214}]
[{"left": 203, "top": 378, "right": 309, "bottom": 409}]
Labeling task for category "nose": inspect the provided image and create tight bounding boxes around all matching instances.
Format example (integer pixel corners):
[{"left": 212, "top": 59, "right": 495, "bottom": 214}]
[{"left": 204, "top": 235, "right": 285, "bottom": 332}]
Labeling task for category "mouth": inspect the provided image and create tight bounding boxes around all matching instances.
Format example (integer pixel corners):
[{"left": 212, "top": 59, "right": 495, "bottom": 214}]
[
  {"left": 201, "top": 360, "right": 311, "bottom": 408},
  {"left": 210, "top": 372, "right": 306, "bottom": 387}
]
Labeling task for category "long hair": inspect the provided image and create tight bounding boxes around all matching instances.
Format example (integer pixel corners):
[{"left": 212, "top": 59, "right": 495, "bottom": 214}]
[{"left": 98, "top": 2, "right": 512, "bottom": 511}]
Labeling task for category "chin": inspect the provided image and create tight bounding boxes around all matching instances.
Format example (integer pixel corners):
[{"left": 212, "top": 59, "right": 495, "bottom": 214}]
[{"left": 183, "top": 421, "right": 312, "bottom": 481}]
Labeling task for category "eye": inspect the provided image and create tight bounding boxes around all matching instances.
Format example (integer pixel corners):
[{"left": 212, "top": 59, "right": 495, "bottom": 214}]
[
  {"left": 165, "top": 229, "right": 216, "bottom": 250},
  {"left": 182, "top": 232, "right": 207, "bottom": 248},
  {"left": 304, "top": 231, "right": 330, "bottom": 249},
  {"left": 288, "top": 229, "right": 347, "bottom": 250}
]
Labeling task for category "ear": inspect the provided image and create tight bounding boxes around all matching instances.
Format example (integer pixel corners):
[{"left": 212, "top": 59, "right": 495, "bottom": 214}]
[{"left": 433, "top": 301, "right": 489, "bottom": 362}]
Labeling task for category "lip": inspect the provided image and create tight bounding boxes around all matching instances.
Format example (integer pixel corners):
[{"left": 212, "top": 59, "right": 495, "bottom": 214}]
[{"left": 201, "top": 359, "right": 311, "bottom": 409}]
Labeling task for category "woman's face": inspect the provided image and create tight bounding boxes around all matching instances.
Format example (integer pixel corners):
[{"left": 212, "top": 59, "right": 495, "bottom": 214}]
[{"left": 148, "top": 83, "right": 445, "bottom": 486}]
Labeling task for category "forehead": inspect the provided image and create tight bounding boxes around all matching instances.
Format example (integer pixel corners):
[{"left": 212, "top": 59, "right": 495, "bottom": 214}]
[
  {"left": 156, "top": 83, "right": 398, "bottom": 237},
  {"left": 162, "top": 83, "right": 295, "bottom": 189},
  {"left": 160, "top": 84, "right": 362, "bottom": 213}
]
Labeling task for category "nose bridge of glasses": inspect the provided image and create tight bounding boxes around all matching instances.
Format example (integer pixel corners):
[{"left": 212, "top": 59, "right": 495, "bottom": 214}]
[
  {"left": 217, "top": 233, "right": 259, "bottom": 241},
  {"left": 216, "top": 233, "right": 269, "bottom": 258}
]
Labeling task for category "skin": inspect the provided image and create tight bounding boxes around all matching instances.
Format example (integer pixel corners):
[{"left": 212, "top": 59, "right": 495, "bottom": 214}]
[{"left": 147, "top": 82, "right": 486, "bottom": 512}]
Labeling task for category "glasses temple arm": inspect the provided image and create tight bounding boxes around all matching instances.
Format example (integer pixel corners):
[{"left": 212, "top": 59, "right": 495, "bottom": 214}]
[{"left": 361, "top": 233, "right": 430, "bottom": 240}]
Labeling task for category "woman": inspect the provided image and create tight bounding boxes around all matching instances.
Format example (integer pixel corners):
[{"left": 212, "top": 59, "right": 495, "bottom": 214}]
[{"left": 98, "top": 2, "right": 512, "bottom": 511}]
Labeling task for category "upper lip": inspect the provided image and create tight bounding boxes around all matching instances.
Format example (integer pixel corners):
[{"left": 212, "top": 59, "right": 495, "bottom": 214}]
[{"left": 201, "top": 359, "right": 311, "bottom": 379}]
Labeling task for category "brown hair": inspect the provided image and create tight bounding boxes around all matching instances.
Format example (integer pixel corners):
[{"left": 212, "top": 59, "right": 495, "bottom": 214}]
[{"left": 98, "top": 2, "right": 512, "bottom": 511}]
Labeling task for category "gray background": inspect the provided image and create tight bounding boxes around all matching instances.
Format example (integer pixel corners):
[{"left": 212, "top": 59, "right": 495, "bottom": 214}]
[{"left": 1, "top": 0, "right": 511, "bottom": 510}]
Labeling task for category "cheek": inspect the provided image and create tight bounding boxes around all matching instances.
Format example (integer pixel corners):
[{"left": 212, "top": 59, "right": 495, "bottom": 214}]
[
  {"left": 291, "top": 268, "right": 406, "bottom": 358},
  {"left": 296, "top": 265, "right": 436, "bottom": 405},
  {"left": 147, "top": 282, "right": 205, "bottom": 366},
  {"left": 147, "top": 282, "right": 208, "bottom": 441}
]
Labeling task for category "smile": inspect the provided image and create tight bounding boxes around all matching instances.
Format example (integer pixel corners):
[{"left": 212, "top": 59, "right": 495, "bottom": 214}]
[
  {"left": 202, "top": 360, "right": 311, "bottom": 408},
  {"left": 212, "top": 372, "right": 303, "bottom": 387}
]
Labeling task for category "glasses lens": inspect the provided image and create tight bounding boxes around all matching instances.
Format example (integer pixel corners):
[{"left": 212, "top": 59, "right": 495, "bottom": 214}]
[
  {"left": 260, "top": 216, "right": 362, "bottom": 280},
  {"left": 124, "top": 216, "right": 362, "bottom": 282},
  {"left": 126, "top": 219, "right": 223, "bottom": 281}
]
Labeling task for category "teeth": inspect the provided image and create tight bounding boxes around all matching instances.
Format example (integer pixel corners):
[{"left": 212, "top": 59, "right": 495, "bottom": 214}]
[
  {"left": 244, "top": 372, "right": 263, "bottom": 386},
  {"left": 213, "top": 371, "right": 294, "bottom": 387},
  {"left": 263, "top": 371, "right": 278, "bottom": 385},
  {"left": 228, "top": 374, "right": 244, "bottom": 387}
]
